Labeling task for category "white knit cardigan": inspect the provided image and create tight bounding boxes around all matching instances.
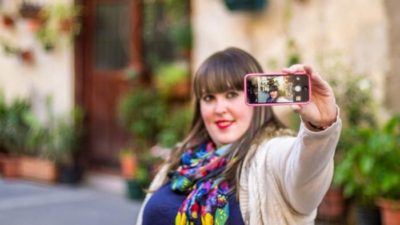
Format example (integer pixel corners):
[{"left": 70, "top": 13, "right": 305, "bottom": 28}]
[{"left": 135, "top": 118, "right": 342, "bottom": 225}]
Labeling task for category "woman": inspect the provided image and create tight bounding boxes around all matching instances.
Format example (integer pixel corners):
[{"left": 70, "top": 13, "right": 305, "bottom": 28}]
[
  {"left": 266, "top": 86, "right": 279, "bottom": 103},
  {"left": 136, "top": 47, "right": 341, "bottom": 225}
]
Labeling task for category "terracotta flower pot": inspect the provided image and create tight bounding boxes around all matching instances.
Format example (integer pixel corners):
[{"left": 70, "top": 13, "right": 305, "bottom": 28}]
[
  {"left": 378, "top": 198, "right": 400, "bottom": 225},
  {"left": 60, "top": 18, "right": 74, "bottom": 33},
  {"left": 120, "top": 155, "right": 137, "bottom": 179},
  {"left": 0, "top": 156, "right": 20, "bottom": 178},
  {"left": 19, "top": 50, "right": 35, "bottom": 65},
  {"left": 2, "top": 15, "right": 15, "bottom": 28},
  {"left": 317, "top": 185, "right": 346, "bottom": 221},
  {"left": 19, "top": 157, "right": 57, "bottom": 183}
]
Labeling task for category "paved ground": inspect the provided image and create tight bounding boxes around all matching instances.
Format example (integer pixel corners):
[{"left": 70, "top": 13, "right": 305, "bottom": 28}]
[
  {"left": 0, "top": 179, "right": 142, "bottom": 225},
  {"left": 0, "top": 178, "right": 344, "bottom": 225}
]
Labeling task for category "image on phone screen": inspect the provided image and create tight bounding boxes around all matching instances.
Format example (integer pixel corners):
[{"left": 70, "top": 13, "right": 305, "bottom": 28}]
[{"left": 245, "top": 73, "right": 310, "bottom": 105}]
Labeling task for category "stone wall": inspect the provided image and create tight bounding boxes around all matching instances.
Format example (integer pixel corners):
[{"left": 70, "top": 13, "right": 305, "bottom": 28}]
[
  {"left": 384, "top": 0, "right": 400, "bottom": 113},
  {"left": 192, "top": 0, "right": 389, "bottom": 111},
  {"left": 0, "top": 0, "right": 74, "bottom": 119}
]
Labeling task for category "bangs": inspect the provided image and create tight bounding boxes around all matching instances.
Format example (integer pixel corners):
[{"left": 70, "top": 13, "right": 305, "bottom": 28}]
[
  {"left": 194, "top": 61, "right": 244, "bottom": 98},
  {"left": 193, "top": 48, "right": 262, "bottom": 99}
]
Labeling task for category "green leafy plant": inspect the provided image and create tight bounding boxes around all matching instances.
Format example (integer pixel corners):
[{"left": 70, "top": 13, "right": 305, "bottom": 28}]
[
  {"left": 41, "top": 106, "right": 84, "bottom": 165},
  {"left": 373, "top": 115, "right": 400, "bottom": 200},
  {"left": 155, "top": 62, "right": 190, "bottom": 99},
  {"left": 142, "top": 0, "right": 191, "bottom": 68},
  {"left": 0, "top": 97, "right": 41, "bottom": 156},
  {"left": 36, "top": 3, "right": 82, "bottom": 51},
  {"left": 326, "top": 67, "right": 380, "bottom": 207},
  {"left": 334, "top": 115, "right": 400, "bottom": 205},
  {"left": 118, "top": 87, "right": 167, "bottom": 149},
  {"left": 157, "top": 105, "right": 192, "bottom": 148}
]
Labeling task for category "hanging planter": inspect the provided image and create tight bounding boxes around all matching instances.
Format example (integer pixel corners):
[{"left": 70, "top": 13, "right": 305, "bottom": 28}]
[
  {"left": 19, "top": 2, "right": 43, "bottom": 19},
  {"left": 2, "top": 15, "right": 15, "bottom": 29},
  {"left": 224, "top": 0, "right": 268, "bottom": 11},
  {"left": 0, "top": 3, "right": 81, "bottom": 64},
  {"left": 19, "top": 49, "right": 35, "bottom": 65}
]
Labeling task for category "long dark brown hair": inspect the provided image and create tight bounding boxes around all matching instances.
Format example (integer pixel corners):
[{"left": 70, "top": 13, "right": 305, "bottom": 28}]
[{"left": 165, "top": 47, "right": 286, "bottom": 191}]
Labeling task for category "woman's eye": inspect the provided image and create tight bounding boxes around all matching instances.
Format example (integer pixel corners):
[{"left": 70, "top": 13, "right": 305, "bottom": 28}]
[
  {"left": 226, "top": 91, "right": 238, "bottom": 99},
  {"left": 202, "top": 95, "right": 214, "bottom": 102}
]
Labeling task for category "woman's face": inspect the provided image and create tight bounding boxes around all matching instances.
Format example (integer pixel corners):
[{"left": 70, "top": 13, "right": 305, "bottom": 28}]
[
  {"left": 270, "top": 90, "right": 278, "bottom": 99},
  {"left": 200, "top": 90, "right": 253, "bottom": 147}
]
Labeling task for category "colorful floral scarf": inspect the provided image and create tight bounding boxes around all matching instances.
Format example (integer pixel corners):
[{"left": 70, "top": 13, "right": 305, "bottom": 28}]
[{"left": 171, "top": 142, "right": 231, "bottom": 225}]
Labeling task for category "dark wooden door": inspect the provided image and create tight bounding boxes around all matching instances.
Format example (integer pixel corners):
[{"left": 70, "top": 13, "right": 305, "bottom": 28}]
[{"left": 75, "top": 0, "right": 142, "bottom": 170}]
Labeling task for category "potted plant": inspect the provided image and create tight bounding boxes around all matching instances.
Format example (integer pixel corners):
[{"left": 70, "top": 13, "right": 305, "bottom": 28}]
[
  {"left": 224, "top": 0, "right": 268, "bottom": 11},
  {"left": 373, "top": 115, "right": 400, "bottom": 225},
  {"left": 157, "top": 104, "right": 192, "bottom": 149},
  {"left": 317, "top": 75, "right": 378, "bottom": 222},
  {"left": 334, "top": 126, "right": 383, "bottom": 225},
  {"left": 19, "top": 2, "right": 43, "bottom": 19},
  {"left": 118, "top": 86, "right": 167, "bottom": 151},
  {"left": 17, "top": 99, "right": 83, "bottom": 184},
  {"left": 119, "top": 148, "right": 138, "bottom": 179},
  {"left": 17, "top": 122, "right": 57, "bottom": 183},
  {"left": 335, "top": 114, "right": 400, "bottom": 225},
  {"left": 0, "top": 97, "right": 38, "bottom": 178},
  {"left": 35, "top": 3, "right": 81, "bottom": 51},
  {"left": 154, "top": 62, "right": 190, "bottom": 101},
  {"left": 40, "top": 103, "right": 84, "bottom": 185},
  {"left": 126, "top": 162, "right": 149, "bottom": 200}
]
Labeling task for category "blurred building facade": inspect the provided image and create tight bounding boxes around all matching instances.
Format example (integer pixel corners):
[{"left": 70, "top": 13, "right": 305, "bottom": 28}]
[
  {"left": 193, "top": 0, "right": 399, "bottom": 115},
  {"left": 0, "top": 0, "right": 399, "bottom": 172}
]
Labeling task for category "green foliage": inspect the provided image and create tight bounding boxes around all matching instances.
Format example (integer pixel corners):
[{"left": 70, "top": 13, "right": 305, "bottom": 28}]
[
  {"left": 0, "top": 94, "right": 84, "bottom": 164},
  {"left": 155, "top": 62, "right": 189, "bottom": 98},
  {"left": 329, "top": 74, "right": 378, "bottom": 154},
  {"left": 36, "top": 3, "right": 82, "bottom": 50},
  {"left": 169, "top": 22, "right": 191, "bottom": 51},
  {"left": 0, "top": 97, "right": 41, "bottom": 155},
  {"left": 319, "top": 60, "right": 385, "bottom": 206},
  {"left": 157, "top": 105, "right": 192, "bottom": 148},
  {"left": 334, "top": 115, "right": 400, "bottom": 204},
  {"left": 118, "top": 87, "right": 167, "bottom": 149},
  {"left": 286, "top": 38, "right": 301, "bottom": 66},
  {"left": 41, "top": 104, "right": 84, "bottom": 165},
  {"left": 118, "top": 87, "right": 192, "bottom": 150},
  {"left": 142, "top": 0, "right": 191, "bottom": 68}
]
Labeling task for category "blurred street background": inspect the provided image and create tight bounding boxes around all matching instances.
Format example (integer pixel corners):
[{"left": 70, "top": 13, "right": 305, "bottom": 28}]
[
  {"left": 1, "top": 0, "right": 400, "bottom": 225},
  {"left": 0, "top": 177, "right": 142, "bottom": 225}
]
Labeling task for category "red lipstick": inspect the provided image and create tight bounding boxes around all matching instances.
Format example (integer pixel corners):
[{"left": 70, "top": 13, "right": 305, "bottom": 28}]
[{"left": 215, "top": 120, "right": 234, "bottom": 129}]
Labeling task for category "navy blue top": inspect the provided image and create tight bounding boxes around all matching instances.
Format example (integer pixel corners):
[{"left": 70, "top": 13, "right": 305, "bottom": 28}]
[{"left": 142, "top": 182, "right": 245, "bottom": 225}]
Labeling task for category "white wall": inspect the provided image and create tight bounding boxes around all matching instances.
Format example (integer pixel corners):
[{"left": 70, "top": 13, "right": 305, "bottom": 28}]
[
  {"left": 0, "top": 0, "right": 74, "bottom": 120},
  {"left": 192, "top": 0, "right": 388, "bottom": 106}
]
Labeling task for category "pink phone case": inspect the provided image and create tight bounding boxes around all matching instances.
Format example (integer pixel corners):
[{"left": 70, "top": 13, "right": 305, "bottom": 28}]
[{"left": 244, "top": 72, "right": 311, "bottom": 106}]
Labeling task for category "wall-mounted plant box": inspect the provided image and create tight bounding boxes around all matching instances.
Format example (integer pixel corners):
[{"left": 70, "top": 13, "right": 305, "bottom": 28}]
[
  {"left": 19, "top": 157, "right": 57, "bottom": 183},
  {"left": 224, "top": 0, "right": 267, "bottom": 11},
  {"left": 0, "top": 155, "right": 20, "bottom": 178}
]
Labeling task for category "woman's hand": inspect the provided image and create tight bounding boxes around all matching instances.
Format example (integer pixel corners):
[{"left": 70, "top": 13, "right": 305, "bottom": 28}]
[{"left": 283, "top": 64, "right": 337, "bottom": 130}]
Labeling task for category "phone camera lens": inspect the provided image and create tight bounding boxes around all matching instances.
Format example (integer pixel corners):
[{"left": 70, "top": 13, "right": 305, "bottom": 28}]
[{"left": 294, "top": 85, "right": 302, "bottom": 92}]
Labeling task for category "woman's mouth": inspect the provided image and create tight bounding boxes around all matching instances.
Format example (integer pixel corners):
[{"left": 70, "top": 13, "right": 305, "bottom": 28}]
[{"left": 215, "top": 120, "right": 234, "bottom": 129}]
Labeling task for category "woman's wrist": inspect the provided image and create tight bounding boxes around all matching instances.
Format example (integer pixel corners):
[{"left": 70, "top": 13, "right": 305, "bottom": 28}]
[{"left": 307, "top": 122, "right": 326, "bottom": 131}]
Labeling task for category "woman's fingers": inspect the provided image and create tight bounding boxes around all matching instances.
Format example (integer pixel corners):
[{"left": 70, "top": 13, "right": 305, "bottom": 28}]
[
  {"left": 291, "top": 104, "right": 302, "bottom": 113},
  {"left": 284, "top": 64, "right": 338, "bottom": 128},
  {"left": 282, "top": 64, "right": 308, "bottom": 74}
]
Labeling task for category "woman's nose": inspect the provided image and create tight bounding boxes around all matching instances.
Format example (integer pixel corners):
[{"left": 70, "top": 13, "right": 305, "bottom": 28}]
[{"left": 214, "top": 99, "right": 227, "bottom": 114}]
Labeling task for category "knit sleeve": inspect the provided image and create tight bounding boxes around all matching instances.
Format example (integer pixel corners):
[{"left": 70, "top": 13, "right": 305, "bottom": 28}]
[{"left": 269, "top": 115, "right": 342, "bottom": 215}]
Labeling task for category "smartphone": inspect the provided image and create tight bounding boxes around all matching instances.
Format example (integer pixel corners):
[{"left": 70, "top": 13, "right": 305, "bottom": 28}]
[{"left": 244, "top": 73, "right": 311, "bottom": 106}]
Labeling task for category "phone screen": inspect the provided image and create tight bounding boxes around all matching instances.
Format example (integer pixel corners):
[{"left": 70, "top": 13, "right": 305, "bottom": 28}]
[{"left": 245, "top": 73, "right": 310, "bottom": 105}]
